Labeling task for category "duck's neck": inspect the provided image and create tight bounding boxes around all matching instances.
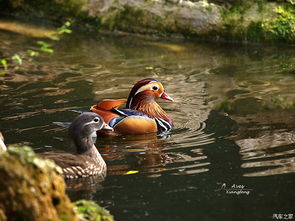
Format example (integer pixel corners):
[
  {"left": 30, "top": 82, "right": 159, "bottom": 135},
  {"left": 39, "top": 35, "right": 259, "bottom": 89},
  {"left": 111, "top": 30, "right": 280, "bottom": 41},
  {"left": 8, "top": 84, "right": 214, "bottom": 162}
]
[
  {"left": 73, "top": 136, "right": 106, "bottom": 168},
  {"left": 74, "top": 136, "right": 105, "bottom": 162},
  {"left": 130, "top": 95, "right": 173, "bottom": 125}
]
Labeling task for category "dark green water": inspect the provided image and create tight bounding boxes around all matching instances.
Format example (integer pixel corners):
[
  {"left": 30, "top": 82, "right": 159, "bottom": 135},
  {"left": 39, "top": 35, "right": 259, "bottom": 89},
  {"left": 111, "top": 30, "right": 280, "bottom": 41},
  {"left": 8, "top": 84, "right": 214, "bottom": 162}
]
[{"left": 1, "top": 30, "right": 295, "bottom": 221}]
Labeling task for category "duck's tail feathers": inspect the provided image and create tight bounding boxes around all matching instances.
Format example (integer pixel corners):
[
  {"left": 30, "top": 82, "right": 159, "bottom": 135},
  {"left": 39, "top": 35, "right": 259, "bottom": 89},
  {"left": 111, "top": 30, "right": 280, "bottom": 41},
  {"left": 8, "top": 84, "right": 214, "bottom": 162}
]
[
  {"left": 53, "top": 121, "right": 72, "bottom": 128},
  {"left": 69, "top": 109, "right": 90, "bottom": 114}
]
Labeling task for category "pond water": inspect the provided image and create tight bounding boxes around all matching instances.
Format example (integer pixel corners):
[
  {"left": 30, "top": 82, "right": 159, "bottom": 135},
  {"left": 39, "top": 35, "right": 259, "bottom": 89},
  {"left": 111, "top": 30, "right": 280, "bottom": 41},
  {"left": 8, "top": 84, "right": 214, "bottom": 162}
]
[{"left": 1, "top": 29, "right": 295, "bottom": 221}]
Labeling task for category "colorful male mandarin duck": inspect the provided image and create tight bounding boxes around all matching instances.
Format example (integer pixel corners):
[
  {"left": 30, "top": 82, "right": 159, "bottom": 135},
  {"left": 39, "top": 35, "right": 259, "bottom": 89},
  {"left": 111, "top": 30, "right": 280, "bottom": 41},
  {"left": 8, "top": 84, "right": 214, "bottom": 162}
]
[{"left": 90, "top": 78, "right": 173, "bottom": 135}]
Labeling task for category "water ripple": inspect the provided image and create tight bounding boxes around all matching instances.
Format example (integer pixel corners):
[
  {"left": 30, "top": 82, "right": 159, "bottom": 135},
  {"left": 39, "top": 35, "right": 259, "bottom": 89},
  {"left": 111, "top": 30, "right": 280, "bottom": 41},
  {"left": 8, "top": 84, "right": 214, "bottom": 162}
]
[{"left": 237, "top": 131, "right": 295, "bottom": 177}]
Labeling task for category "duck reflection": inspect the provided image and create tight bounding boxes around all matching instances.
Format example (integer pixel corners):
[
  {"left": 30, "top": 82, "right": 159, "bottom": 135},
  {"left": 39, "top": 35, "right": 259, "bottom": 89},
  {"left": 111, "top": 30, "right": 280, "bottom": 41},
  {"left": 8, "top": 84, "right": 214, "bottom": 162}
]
[
  {"left": 98, "top": 133, "right": 172, "bottom": 175},
  {"left": 66, "top": 133, "right": 172, "bottom": 199}
]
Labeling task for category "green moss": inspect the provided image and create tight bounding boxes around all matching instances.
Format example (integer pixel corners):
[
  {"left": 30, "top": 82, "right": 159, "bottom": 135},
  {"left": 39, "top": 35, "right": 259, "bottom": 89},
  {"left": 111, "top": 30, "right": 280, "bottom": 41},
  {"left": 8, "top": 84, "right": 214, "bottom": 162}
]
[
  {"left": 74, "top": 200, "right": 114, "bottom": 221},
  {"left": 8, "top": 146, "right": 63, "bottom": 174},
  {"left": 101, "top": 4, "right": 165, "bottom": 35},
  {"left": 246, "top": 21, "right": 265, "bottom": 41},
  {"left": 221, "top": 1, "right": 295, "bottom": 43},
  {"left": 266, "top": 5, "right": 295, "bottom": 42}
]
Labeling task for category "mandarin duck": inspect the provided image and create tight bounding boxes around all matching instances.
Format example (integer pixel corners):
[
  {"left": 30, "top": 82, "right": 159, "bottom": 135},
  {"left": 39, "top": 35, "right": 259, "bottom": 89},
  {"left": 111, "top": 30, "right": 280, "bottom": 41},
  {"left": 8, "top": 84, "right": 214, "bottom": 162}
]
[
  {"left": 90, "top": 78, "right": 173, "bottom": 135},
  {"left": 39, "top": 112, "right": 113, "bottom": 179}
]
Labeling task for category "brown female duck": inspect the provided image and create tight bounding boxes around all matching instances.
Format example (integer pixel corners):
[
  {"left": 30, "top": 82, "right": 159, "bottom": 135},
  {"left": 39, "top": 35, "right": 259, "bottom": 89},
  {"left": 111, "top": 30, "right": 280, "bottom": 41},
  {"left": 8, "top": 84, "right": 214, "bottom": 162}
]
[{"left": 40, "top": 112, "right": 112, "bottom": 179}]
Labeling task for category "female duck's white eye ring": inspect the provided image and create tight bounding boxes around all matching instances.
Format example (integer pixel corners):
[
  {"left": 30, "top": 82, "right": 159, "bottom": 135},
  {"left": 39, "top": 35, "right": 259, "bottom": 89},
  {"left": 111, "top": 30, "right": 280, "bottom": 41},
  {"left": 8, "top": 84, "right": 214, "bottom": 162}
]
[
  {"left": 152, "top": 86, "right": 158, "bottom": 90},
  {"left": 93, "top": 117, "right": 100, "bottom": 122}
]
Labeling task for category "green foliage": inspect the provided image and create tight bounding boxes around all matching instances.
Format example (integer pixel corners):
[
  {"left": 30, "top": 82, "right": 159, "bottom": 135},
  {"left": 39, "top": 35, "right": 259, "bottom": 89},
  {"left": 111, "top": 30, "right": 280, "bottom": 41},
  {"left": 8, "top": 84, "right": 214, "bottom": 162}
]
[
  {"left": 12, "top": 54, "right": 22, "bottom": 65},
  {"left": 0, "top": 59, "right": 8, "bottom": 70},
  {"left": 246, "top": 21, "right": 264, "bottom": 41},
  {"left": 26, "top": 49, "right": 39, "bottom": 62},
  {"left": 221, "top": 1, "right": 295, "bottom": 42},
  {"left": 266, "top": 5, "right": 295, "bottom": 42},
  {"left": 0, "top": 21, "right": 72, "bottom": 74},
  {"left": 50, "top": 21, "right": 72, "bottom": 41},
  {"left": 27, "top": 49, "right": 39, "bottom": 57},
  {"left": 74, "top": 200, "right": 114, "bottom": 221},
  {"left": 57, "top": 21, "right": 72, "bottom": 34},
  {"left": 48, "top": 35, "right": 60, "bottom": 41},
  {"left": 37, "top": 41, "right": 54, "bottom": 53}
]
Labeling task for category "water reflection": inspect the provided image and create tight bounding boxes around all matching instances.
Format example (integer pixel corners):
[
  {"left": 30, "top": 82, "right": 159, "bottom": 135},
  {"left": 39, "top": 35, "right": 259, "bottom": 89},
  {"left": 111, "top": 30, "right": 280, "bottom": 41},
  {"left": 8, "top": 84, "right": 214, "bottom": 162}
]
[
  {"left": 234, "top": 112, "right": 295, "bottom": 177},
  {"left": 64, "top": 119, "right": 217, "bottom": 201},
  {"left": 99, "top": 124, "right": 215, "bottom": 176}
]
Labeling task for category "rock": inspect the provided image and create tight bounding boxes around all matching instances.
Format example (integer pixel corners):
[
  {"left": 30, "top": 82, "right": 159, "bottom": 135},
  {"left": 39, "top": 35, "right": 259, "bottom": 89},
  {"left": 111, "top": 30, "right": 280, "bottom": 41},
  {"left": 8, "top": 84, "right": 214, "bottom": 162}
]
[
  {"left": 1, "top": 0, "right": 294, "bottom": 43},
  {"left": 82, "top": 0, "right": 295, "bottom": 43},
  {"left": 93, "top": 0, "right": 223, "bottom": 36},
  {"left": 0, "top": 146, "right": 79, "bottom": 221}
]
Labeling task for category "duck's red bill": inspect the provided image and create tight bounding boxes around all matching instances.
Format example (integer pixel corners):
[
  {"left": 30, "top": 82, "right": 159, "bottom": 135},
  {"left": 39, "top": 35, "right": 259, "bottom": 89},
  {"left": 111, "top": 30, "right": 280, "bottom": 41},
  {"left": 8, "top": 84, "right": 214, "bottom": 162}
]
[{"left": 160, "top": 92, "right": 174, "bottom": 102}]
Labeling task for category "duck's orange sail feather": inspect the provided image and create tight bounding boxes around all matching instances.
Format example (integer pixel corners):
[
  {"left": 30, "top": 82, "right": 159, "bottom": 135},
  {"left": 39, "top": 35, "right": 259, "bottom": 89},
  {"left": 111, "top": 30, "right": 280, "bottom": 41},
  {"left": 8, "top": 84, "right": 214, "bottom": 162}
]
[
  {"left": 95, "top": 99, "right": 127, "bottom": 110},
  {"left": 90, "top": 99, "right": 127, "bottom": 124}
]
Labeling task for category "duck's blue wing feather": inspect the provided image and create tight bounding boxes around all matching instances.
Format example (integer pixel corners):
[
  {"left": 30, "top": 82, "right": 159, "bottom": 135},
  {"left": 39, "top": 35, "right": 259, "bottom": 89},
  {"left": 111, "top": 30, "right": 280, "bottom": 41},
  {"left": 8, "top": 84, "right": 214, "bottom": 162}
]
[{"left": 112, "top": 108, "right": 151, "bottom": 117}]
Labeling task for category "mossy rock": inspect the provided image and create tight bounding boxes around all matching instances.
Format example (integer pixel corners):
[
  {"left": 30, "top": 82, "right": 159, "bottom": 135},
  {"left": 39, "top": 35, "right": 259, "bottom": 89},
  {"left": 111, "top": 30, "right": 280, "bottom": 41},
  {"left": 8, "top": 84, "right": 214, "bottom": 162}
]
[
  {"left": 221, "top": 1, "right": 295, "bottom": 43},
  {"left": 0, "top": 146, "right": 115, "bottom": 221},
  {"left": 0, "top": 146, "right": 79, "bottom": 221},
  {"left": 74, "top": 200, "right": 114, "bottom": 221},
  {"left": 1, "top": 0, "right": 295, "bottom": 43}
]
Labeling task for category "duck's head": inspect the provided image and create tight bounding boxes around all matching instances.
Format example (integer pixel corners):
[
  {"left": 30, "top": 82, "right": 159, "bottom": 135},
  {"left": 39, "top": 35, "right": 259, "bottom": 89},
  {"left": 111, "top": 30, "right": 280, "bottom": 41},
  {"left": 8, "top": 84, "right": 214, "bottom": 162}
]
[
  {"left": 69, "top": 112, "right": 113, "bottom": 139},
  {"left": 126, "top": 78, "right": 173, "bottom": 109}
]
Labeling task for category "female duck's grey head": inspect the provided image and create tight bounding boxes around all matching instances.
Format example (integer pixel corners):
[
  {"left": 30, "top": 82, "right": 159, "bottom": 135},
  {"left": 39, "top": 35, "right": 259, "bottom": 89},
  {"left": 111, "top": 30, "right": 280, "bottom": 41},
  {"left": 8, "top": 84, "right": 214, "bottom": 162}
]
[{"left": 69, "top": 112, "right": 112, "bottom": 139}]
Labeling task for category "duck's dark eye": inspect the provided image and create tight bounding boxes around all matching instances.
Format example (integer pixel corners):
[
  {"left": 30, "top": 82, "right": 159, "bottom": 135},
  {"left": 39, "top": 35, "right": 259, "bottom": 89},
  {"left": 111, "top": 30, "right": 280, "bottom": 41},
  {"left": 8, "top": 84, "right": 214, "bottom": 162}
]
[
  {"left": 152, "top": 86, "right": 158, "bottom": 90},
  {"left": 93, "top": 118, "right": 99, "bottom": 122}
]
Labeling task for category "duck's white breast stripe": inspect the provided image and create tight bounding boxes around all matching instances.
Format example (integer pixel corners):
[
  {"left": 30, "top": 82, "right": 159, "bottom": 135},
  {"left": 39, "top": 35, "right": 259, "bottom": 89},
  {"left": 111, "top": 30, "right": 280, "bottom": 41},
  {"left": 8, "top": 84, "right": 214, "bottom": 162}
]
[{"left": 155, "top": 118, "right": 172, "bottom": 132}]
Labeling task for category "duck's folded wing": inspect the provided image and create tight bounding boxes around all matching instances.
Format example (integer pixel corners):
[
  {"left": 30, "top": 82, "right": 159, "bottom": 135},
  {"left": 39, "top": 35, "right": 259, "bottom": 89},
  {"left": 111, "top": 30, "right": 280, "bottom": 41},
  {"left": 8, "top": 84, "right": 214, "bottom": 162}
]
[{"left": 39, "top": 151, "right": 98, "bottom": 178}]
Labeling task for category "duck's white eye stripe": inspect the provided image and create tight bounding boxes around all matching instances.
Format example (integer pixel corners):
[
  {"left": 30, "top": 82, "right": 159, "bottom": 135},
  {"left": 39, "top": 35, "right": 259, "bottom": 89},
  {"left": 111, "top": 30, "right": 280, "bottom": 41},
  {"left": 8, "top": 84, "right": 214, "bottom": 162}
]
[
  {"left": 84, "top": 118, "right": 100, "bottom": 126},
  {"left": 134, "top": 81, "right": 158, "bottom": 96}
]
